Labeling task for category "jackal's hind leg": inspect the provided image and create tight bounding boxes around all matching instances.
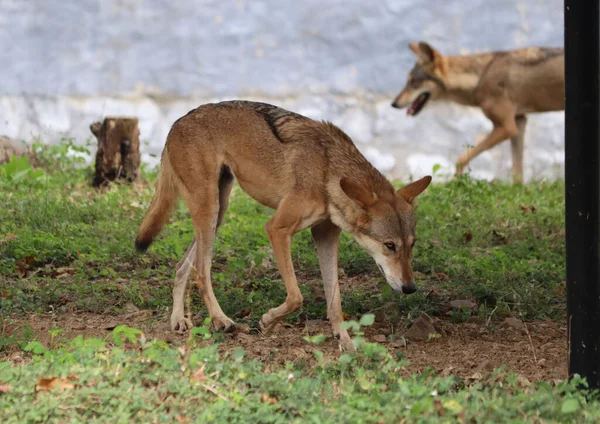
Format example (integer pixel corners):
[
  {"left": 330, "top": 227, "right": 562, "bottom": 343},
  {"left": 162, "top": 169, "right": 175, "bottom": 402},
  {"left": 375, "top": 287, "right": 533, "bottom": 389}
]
[
  {"left": 185, "top": 179, "right": 235, "bottom": 332},
  {"left": 171, "top": 238, "right": 196, "bottom": 333},
  {"left": 510, "top": 115, "right": 527, "bottom": 184}
]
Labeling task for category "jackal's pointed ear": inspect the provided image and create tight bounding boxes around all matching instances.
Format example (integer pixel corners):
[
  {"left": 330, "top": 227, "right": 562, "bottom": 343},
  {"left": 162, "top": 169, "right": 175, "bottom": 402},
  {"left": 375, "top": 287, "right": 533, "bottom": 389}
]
[
  {"left": 408, "top": 42, "right": 421, "bottom": 55},
  {"left": 397, "top": 175, "right": 432, "bottom": 204},
  {"left": 417, "top": 42, "right": 447, "bottom": 75},
  {"left": 340, "top": 177, "right": 378, "bottom": 209},
  {"left": 418, "top": 42, "right": 438, "bottom": 63}
]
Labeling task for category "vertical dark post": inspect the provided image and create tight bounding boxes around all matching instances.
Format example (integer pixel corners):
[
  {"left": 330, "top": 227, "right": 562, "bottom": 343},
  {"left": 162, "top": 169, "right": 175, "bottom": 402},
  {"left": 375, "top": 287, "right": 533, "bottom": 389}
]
[{"left": 565, "top": 0, "right": 600, "bottom": 390}]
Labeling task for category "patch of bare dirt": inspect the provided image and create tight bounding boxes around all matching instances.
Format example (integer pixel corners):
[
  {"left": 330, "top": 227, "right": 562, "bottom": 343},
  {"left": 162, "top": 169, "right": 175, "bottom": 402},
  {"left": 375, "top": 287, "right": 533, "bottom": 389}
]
[{"left": 2, "top": 310, "right": 567, "bottom": 382}]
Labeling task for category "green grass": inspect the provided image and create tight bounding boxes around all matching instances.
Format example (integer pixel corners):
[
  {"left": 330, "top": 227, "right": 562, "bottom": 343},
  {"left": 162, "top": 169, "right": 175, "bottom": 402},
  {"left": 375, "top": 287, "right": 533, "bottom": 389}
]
[
  {"left": 0, "top": 142, "right": 565, "bottom": 326},
  {"left": 0, "top": 328, "right": 597, "bottom": 423},
  {"left": 0, "top": 141, "right": 586, "bottom": 422}
]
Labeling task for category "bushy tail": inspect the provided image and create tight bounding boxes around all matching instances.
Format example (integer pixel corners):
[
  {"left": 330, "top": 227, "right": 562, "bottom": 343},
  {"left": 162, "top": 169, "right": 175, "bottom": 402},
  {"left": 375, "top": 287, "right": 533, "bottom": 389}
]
[{"left": 135, "top": 150, "right": 179, "bottom": 252}]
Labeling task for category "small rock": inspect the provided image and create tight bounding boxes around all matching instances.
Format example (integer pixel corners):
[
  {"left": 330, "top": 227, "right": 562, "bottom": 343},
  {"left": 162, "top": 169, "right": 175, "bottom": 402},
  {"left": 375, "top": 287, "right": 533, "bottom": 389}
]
[
  {"left": 403, "top": 312, "right": 440, "bottom": 342},
  {"left": 161, "top": 331, "right": 177, "bottom": 343},
  {"left": 235, "top": 333, "right": 254, "bottom": 343},
  {"left": 126, "top": 310, "right": 153, "bottom": 322},
  {"left": 379, "top": 327, "right": 393, "bottom": 336},
  {"left": 476, "top": 359, "right": 497, "bottom": 373},
  {"left": 123, "top": 303, "right": 140, "bottom": 314},
  {"left": 372, "top": 334, "right": 387, "bottom": 343},
  {"left": 503, "top": 317, "right": 525, "bottom": 331},
  {"left": 103, "top": 321, "right": 120, "bottom": 330},
  {"left": 449, "top": 299, "right": 477, "bottom": 310},
  {"left": 235, "top": 323, "right": 251, "bottom": 334},
  {"left": 374, "top": 311, "right": 386, "bottom": 323}
]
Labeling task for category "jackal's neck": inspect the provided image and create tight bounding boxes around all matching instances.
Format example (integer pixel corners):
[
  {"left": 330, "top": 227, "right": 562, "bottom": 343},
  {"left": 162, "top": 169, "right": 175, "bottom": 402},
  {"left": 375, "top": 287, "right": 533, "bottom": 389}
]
[{"left": 441, "top": 53, "right": 496, "bottom": 106}]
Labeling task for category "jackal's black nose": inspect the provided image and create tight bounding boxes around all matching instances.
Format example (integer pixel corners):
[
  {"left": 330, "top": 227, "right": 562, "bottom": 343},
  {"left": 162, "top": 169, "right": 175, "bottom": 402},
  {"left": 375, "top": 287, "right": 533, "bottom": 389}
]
[
  {"left": 391, "top": 102, "right": 400, "bottom": 109},
  {"left": 402, "top": 284, "right": 417, "bottom": 294}
]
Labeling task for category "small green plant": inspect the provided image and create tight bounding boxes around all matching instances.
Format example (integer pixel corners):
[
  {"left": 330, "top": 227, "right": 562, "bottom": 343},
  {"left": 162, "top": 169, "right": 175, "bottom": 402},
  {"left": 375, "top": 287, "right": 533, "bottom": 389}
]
[
  {"left": 0, "top": 336, "right": 596, "bottom": 423},
  {"left": 112, "top": 325, "right": 144, "bottom": 346},
  {"left": 189, "top": 318, "right": 213, "bottom": 343},
  {"left": 0, "top": 155, "right": 45, "bottom": 184}
]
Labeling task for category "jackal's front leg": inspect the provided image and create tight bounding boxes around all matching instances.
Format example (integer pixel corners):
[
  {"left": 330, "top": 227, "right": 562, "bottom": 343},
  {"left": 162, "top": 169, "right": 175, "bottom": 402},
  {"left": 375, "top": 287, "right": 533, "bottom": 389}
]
[
  {"left": 311, "top": 220, "right": 355, "bottom": 351},
  {"left": 259, "top": 197, "right": 326, "bottom": 333},
  {"left": 259, "top": 220, "right": 303, "bottom": 333}
]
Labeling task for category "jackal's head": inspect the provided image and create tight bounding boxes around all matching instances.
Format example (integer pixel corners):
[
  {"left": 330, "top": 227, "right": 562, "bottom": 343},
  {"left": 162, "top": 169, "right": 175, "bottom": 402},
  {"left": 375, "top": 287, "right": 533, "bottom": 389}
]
[
  {"left": 391, "top": 42, "right": 448, "bottom": 116},
  {"left": 339, "top": 175, "right": 432, "bottom": 294}
]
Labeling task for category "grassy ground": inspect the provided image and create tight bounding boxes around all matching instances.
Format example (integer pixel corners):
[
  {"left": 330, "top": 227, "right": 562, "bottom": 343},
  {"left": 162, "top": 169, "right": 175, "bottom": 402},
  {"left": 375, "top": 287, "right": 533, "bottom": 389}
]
[{"left": 0, "top": 141, "right": 593, "bottom": 422}]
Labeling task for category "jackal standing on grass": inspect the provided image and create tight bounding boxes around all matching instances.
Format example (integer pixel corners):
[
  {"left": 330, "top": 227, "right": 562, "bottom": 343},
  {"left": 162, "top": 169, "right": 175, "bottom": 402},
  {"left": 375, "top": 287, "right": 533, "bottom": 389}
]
[
  {"left": 392, "top": 42, "right": 564, "bottom": 183},
  {"left": 135, "top": 100, "right": 432, "bottom": 351}
]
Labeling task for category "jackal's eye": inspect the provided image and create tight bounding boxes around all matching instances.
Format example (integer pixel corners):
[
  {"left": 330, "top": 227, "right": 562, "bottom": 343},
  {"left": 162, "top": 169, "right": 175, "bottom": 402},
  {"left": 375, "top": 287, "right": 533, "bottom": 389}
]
[{"left": 384, "top": 242, "right": 396, "bottom": 252}]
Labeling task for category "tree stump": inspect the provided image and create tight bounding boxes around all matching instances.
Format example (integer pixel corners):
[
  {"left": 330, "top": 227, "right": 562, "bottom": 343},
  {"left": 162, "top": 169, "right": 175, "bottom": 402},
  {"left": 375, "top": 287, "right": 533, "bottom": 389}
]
[{"left": 90, "top": 117, "right": 141, "bottom": 187}]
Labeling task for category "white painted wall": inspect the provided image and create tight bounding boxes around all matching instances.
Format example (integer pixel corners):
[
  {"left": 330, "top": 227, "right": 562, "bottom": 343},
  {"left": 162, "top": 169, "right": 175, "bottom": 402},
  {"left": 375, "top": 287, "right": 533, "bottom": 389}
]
[{"left": 0, "top": 0, "right": 564, "bottom": 181}]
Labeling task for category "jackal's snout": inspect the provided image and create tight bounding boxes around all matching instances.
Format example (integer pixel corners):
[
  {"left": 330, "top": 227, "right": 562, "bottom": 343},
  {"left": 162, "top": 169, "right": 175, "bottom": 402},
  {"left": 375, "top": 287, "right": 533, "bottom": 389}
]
[
  {"left": 376, "top": 262, "right": 417, "bottom": 295},
  {"left": 401, "top": 283, "right": 417, "bottom": 294}
]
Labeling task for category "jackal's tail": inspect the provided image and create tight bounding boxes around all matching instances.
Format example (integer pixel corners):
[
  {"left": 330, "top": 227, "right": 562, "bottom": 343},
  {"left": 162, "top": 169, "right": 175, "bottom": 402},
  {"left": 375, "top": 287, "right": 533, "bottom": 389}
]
[{"left": 134, "top": 149, "right": 179, "bottom": 252}]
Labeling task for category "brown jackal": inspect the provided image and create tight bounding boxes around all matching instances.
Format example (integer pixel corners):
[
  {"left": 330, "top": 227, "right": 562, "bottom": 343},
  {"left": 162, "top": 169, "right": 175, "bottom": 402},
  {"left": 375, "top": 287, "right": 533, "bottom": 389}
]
[
  {"left": 392, "top": 42, "right": 564, "bottom": 183},
  {"left": 135, "top": 100, "right": 431, "bottom": 350}
]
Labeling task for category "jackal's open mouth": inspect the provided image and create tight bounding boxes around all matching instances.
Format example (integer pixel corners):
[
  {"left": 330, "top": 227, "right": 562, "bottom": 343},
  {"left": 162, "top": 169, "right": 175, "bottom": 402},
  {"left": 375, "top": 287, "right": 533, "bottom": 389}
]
[{"left": 407, "top": 92, "right": 430, "bottom": 116}]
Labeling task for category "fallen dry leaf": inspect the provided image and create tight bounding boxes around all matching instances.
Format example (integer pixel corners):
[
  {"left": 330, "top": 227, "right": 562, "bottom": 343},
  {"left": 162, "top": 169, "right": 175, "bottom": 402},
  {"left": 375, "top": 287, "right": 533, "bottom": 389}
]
[
  {"left": 176, "top": 415, "right": 191, "bottom": 424},
  {"left": 233, "top": 308, "right": 252, "bottom": 319},
  {"left": 434, "top": 399, "right": 445, "bottom": 417},
  {"left": 426, "top": 289, "right": 440, "bottom": 298},
  {"left": 520, "top": 204, "right": 537, "bottom": 214},
  {"left": 435, "top": 272, "right": 450, "bottom": 282},
  {"left": 15, "top": 255, "right": 36, "bottom": 277},
  {"left": 191, "top": 364, "right": 207, "bottom": 382},
  {"left": 0, "top": 233, "right": 17, "bottom": 244},
  {"left": 0, "top": 384, "right": 11, "bottom": 394},
  {"left": 492, "top": 230, "right": 510, "bottom": 245},
  {"left": 50, "top": 267, "right": 76, "bottom": 279},
  {"left": 35, "top": 377, "right": 76, "bottom": 392},
  {"left": 516, "top": 374, "right": 531, "bottom": 388},
  {"left": 463, "top": 231, "right": 473, "bottom": 243},
  {"left": 260, "top": 394, "right": 278, "bottom": 405}
]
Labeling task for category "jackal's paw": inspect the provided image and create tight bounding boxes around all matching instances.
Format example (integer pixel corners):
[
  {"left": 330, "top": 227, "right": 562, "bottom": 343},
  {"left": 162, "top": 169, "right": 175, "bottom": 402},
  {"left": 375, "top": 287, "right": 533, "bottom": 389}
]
[
  {"left": 212, "top": 315, "right": 236, "bottom": 333},
  {"left": 171, "top": 315, "right": 193, "bottom": 334},
  {"left": 258, "top": 315, "right": 277, "bottom": 335},
  {"left": 335, "top": 330, "right": 356, "bottom": 352}
]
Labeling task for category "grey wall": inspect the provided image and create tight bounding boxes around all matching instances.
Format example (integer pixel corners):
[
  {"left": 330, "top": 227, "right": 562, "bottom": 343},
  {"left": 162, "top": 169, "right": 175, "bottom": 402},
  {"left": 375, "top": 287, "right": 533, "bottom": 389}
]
[{"left": 0, "top": 0, "right": 564, "bottom": 181}]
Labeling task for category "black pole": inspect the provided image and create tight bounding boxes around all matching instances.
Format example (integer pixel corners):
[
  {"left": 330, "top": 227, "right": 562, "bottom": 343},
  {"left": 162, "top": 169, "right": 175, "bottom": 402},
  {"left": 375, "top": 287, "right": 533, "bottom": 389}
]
[{"left": 565, "top": 0, "right": 600, "bottom": 390}]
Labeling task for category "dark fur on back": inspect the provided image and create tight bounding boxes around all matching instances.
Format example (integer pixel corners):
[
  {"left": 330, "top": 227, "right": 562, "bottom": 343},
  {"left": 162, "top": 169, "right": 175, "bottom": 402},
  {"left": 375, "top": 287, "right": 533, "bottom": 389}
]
[{"left": 215, "top": 101, "right": 309, "bottom": 143}]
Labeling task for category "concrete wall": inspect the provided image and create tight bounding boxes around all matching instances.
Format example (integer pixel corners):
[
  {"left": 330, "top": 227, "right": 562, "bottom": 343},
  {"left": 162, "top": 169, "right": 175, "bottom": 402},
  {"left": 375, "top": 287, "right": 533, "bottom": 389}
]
[{"left": 0, "top": 0, "right": 564, "bottom": 181}]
